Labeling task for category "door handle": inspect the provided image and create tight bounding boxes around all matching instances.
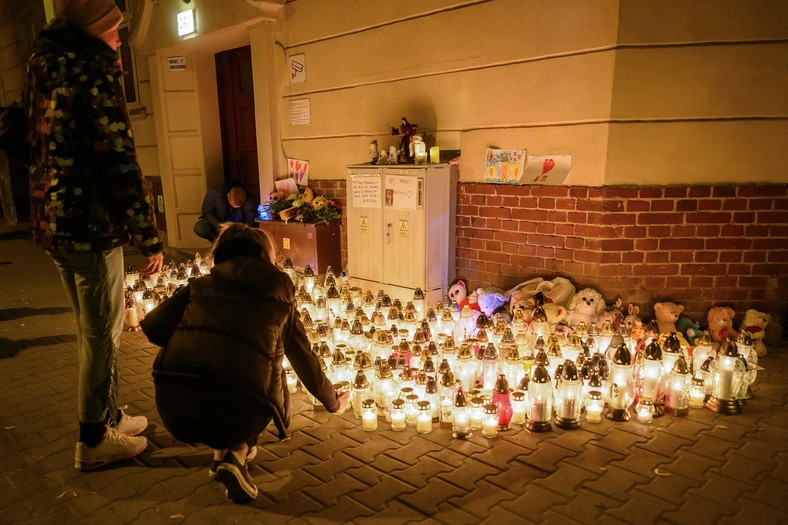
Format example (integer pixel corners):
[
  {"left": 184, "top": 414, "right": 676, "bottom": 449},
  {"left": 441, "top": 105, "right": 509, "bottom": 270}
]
[{"left": 386, "top": 223, "right": 393, "bottom": 246}]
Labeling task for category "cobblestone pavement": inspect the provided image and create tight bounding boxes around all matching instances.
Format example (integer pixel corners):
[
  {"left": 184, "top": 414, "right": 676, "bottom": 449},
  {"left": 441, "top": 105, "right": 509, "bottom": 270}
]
[{"left": 1, "top": 233, "right": 787, "bottom": 524}]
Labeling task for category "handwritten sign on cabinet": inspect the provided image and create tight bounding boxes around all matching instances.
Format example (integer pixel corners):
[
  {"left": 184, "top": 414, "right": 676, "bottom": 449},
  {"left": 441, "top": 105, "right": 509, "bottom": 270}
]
[
  {"left": 386, "top": 175, "right": 420, "bottom": 210},
  {"left": 351, "top": 176, "right": 381, "bottom": 208}
]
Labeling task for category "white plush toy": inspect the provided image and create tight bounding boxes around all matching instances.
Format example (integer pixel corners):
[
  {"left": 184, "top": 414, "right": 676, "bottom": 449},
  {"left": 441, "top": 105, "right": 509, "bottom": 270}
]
[{"left": 564, "top": 287, "right": 607, "bottom": 329}]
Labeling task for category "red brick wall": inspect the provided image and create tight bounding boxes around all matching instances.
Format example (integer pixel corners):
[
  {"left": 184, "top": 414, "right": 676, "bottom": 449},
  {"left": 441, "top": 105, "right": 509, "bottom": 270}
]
[
  {"left": 319, "top": 178, "right": 787, "bottom": 327},
  {"left": 456, "top": 183, "right": 788, "bottom": 325}
]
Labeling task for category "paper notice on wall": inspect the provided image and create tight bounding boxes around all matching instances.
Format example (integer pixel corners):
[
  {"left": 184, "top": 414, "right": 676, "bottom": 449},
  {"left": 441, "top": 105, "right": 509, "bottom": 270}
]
[
  {"left": 484, "top": 149, "right": 526, "bottom": 184},
  {"left": 275, "top": 177, "right": 299, "bottom": 196},
  {"left": 351, "top": 176, "right": 381, "bottom": 208},
  {"left": 524, "top": 154, "right": 572, "bottom": 185},
  {"left": 386, "top": 175, "right": 419, "bottom": 209},
  {"left": 289, "top": 99, "right": 310, "bottom": 125}
]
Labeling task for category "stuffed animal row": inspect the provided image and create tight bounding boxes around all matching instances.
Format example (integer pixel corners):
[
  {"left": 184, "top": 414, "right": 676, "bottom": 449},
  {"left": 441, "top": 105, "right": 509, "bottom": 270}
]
[{"left": 447, "top": 276, "right": 774, "bottom": 356}]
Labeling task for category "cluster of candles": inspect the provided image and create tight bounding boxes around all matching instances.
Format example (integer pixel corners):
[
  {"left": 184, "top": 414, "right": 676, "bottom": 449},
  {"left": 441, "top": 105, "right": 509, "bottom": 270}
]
[
  {"left": 122, "top": 253, "right": 211, "bottom": 330},
  {"left": 283, "top": 262, "right": 761, "bottom": 433},
  {"left": 135, "top": 255, "right": 760, "bottom": 434}
]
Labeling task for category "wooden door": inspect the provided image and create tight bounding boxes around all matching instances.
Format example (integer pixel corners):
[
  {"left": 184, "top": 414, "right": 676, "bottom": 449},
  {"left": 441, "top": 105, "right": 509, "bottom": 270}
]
[{"left": 216, "top": 46, "right": 259, "bottom": 198}]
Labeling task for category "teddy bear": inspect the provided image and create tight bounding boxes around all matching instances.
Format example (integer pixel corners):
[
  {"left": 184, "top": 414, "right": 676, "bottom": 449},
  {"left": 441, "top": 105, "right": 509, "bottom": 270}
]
[
  {"left": 564, "top": 287, "right": 606, "bottom": 329},
  {"left": 654, "top": 301, "right": 684, "bottom": 334},
  {"left": 447, "top": 279, "right": 480, "bottom": 312},
  {"left": 741, "top": 309, "right": 771, "bottom": 357},
  {"left": 707, "top": 306, "right": 737, "bottom": 348}
]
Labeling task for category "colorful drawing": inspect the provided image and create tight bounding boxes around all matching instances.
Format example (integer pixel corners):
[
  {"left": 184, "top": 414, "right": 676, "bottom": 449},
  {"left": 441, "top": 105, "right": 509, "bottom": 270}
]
[
  {"left": 484, "top": 149, "right": 526, "bottom": 184},
  {"left": 287, "top": 158, "right": 310, "bottom": 186}
]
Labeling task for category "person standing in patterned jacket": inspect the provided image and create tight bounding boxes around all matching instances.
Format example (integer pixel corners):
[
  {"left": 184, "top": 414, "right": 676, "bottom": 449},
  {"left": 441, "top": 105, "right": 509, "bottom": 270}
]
[{"left": 16, "top": 0, "right": 163, "bottom": 470}]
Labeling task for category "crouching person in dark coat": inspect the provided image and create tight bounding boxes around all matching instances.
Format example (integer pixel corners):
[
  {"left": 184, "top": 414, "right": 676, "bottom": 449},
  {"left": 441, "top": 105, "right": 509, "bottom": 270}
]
[{"left": 141, "top": 223, "right": 348, "bottom": 503}]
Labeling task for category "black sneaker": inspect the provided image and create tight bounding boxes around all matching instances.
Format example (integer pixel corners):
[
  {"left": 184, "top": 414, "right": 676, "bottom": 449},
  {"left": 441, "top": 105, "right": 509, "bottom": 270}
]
[
  {"left": 214, "top": 450, "right": 258, "bottom": 503},
  {"left": 208, "top": 446, "right": 256, "bottom": 480}
]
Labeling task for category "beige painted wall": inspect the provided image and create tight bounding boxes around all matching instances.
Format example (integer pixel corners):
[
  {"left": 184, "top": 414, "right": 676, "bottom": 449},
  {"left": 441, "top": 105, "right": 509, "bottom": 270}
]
[{"left": 279, "top": 0, "right": 787, "bottom": 184}]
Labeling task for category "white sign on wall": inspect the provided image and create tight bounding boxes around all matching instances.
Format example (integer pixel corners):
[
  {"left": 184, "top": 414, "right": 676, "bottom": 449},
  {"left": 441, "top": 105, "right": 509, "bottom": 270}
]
[
  {"left": 167, "top": 56, "right": 187, "bottom": 71},
  {"left": 386, "top": 175, "right": 420, "bottom": 210},
  {"left": 289, "top": 99, "right": 311, "bottom": 125},
  {"left": 289, "top": 53, "right": 306, "bottom": 83}
]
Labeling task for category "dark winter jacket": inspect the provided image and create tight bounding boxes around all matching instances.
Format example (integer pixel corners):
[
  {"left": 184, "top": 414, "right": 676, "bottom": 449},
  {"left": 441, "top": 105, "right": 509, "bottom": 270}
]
[
  {"left": 19, "top": 18, "right": 161, "bottom": 255},
  {"left": 141, "top": 253, "right": 340, "bottom": 442},
  {"left": 200, "top": 183, "right": 258, "bottom": 228}
]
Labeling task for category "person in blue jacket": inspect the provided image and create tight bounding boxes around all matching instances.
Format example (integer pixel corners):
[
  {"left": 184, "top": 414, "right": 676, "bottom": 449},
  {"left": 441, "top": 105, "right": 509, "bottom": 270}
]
[{"left": 193, "top": 182, "right": 258, "bottom": 241}]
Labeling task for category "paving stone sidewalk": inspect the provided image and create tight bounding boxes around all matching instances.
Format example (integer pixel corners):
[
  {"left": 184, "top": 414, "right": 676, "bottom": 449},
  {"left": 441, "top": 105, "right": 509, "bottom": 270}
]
[{"left": 1, "top": 235, "right": 787, "bottom": 524}]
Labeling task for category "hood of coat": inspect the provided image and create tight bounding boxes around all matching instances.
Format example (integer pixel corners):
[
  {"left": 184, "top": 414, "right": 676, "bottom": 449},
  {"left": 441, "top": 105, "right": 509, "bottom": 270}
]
[
  {"left": 28, "top": 18, "right": 120, "bottom": 92},
  {"left": 205, "top": 255, "right": 294, "bottom": 304}
]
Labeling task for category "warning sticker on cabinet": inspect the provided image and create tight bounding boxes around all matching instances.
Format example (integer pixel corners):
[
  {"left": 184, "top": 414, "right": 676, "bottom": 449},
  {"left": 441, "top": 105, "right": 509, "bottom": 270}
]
[
  {"left": 360, "top": 217, "right": 368, "bottom": 233},
  {"left": 399, "top": 220, "right": 408, "bottom": 238}
]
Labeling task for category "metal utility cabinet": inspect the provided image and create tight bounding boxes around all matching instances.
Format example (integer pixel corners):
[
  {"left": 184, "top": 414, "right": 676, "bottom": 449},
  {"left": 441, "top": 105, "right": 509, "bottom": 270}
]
[{"left": 346, "top": 163, "right": 458, "bottom": 305}]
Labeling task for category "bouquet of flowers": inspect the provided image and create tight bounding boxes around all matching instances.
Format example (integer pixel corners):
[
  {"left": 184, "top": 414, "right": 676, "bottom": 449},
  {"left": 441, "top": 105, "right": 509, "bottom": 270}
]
[{"left": 262, "top": 186, "right": 341, "bottom": 225}]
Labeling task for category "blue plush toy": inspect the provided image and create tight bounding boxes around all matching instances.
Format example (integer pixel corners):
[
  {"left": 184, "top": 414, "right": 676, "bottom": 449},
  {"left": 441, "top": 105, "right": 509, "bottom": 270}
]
[{"left": 476, "top": 288, "right": 510, "bottom": 322}]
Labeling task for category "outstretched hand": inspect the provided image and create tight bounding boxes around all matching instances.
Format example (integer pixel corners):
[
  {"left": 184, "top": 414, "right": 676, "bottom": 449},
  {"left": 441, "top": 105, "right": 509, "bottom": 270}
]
[
  {"left": 140, "top": 252, "right": 164, "bottom": 276},
  {"left": 335, "top": 391, "right": 350, "bottom": 415}
]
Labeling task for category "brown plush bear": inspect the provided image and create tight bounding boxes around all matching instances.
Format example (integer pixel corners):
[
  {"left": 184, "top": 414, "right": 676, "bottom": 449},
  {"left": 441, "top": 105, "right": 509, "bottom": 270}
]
[
  {"left": 741, "top": 309, "right": 771, "bottom": 357},
  {"left": 654, "top": 302, "right": 684, "bottom": 334},
  {"left": 707, "top": 306, "right": 737, "bottom": 348}
]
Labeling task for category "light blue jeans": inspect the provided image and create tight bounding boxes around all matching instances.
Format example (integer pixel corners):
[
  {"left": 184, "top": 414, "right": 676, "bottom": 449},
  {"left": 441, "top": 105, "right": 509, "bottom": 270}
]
[{"left": 50, "top": 247, "right": 124, "bottom": 425}]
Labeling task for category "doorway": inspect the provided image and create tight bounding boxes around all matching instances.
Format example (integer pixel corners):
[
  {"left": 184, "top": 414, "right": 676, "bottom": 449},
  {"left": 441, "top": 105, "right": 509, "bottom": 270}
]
[{"left": 216, "top": 46, "right": 260, "bottom": 199}]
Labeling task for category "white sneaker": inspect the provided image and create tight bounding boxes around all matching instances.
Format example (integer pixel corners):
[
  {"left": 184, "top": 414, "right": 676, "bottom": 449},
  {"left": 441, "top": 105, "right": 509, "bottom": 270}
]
[
  {"left": 75, "top": 427, "right": 147, "bottom": 471},
  {"left": 113, "top": 411, "right": 148, "bottom": 436}
]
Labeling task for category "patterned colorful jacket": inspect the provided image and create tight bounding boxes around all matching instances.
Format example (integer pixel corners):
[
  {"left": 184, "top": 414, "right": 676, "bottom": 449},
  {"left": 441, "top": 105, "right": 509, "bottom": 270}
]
[{"left": 21, "top": 18, "right": 161, "bottom": 256}]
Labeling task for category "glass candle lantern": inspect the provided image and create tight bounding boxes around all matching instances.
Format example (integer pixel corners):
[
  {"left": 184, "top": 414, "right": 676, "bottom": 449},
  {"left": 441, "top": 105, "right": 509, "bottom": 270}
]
[
  {"left": 554, "top": 361, "right": 582, "bottom": 430},
  {"left": 503, "top": 345, "right": 523, "bottom": 392},
  {"left": 425, "top": 376, "right": 440, "bottom": 422},
  {"left": 689, "top": 377, "right": 706, "bottom": 408},
  {"left": 285, "top": 369, "right": 298, "bottom": 394},
  {"left": 511, "top": 391, "right": 527, "bottom": 425},
  {"left": 597, "top": 321, "right": 615, "bottom": 353},
  {"left": 706, "top": 338, "right": 745, "bottom": 415},
  {"left": 282, "top": 258, "right": 296, "bottom": 284},
  {"left": 492, "top": 374, "right": 513, "bottom": 430},
  {"left": 636, "top": 399, "right": 655, "bottom": 423},
  {"left": 482, "top": 405, "right": 499, "bottom": 439},
  {"left": 361, "top": 398, "right": 378, "bottom": 431},
  {"left": 405, "top": 393, "right": 420, "bottom": 426},
  {"left": 606, "top": 343, "right": 635, "bottom": 421},
  {"left": 351, "top": 370, "right": 371, "bottom": 419},
  {"left": 416, "top": 401, "right": 432, "bottom": 434},
  {"left": 525, "top": 364, "right": 552, "bottom": 432},
  {"left": 442, "top": 336, "right": 458, "bottom": 370},
  {"left": 530, "top": 306, "right": 551, "bottom": 346},
  {"left": 481, "top": 343, "right": 499, "bottom": 393},
  {"left": 412, "top": 288, "right": 426, "bottom": 319},
  {"left": 374, "top": 363, "right": 398, "bottom": 420},
  {"left": 736, "top": 332, "right": 758, "bottom": 401},
  {"left": 636, "top": 339, "right": 665, "bottom": 417},
  {"left": 691, "top": 331, "right": 716, "bottom": 375},
  {"left": 470, "top": 397, "right": 484, "bottom": 430},
  {"left": 661, "top": 333, "right": 684, "bottom": 376},
  {"left": 439, "top": 370, "right": 456, "bottom": 423},
  {"left": 390, "top": 398, "right": 406, "bottom": 431},
  {"left": 455, "top": 342, "right": 477, "bottom": 391},
  {"left": 585, "top": 390, "right": 604, "bottom": 423},
  {"left": 666, "top": 356, "right": 691, "bottom": 416},
  {"left": 452, "top": 386, "right": 472, "bottom": 439},
  {"left": 547, "top": 341, "right": 564, "bottom": 380},
  {"left": 303, "top": 265, "right": 316, "bottom": 295},
  {"left": 563, "top": 334, "right": 583, "bottom": 364}
]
